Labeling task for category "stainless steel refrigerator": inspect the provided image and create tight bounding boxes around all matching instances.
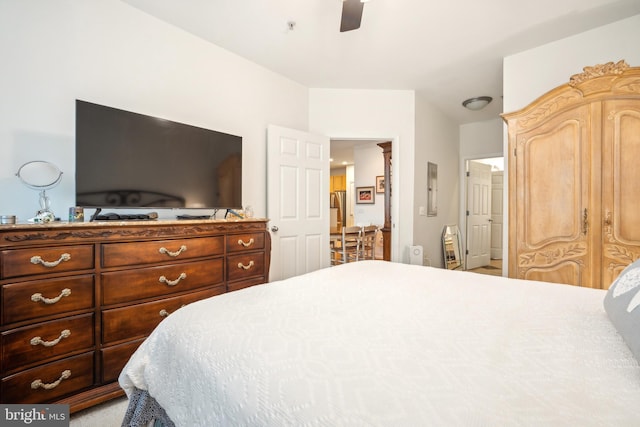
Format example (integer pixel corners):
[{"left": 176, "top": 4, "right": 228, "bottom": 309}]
[{"left": 330, "top": 191, "right": 346, "bottom": 228}]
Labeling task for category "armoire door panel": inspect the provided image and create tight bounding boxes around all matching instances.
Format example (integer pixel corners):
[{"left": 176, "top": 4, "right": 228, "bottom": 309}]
[
  {"left": 524, "top": 260, "right": 582, "bottom": 286},
  {"left": 521, "top": 120, "right": 586, "bottom": 246},
  {"left": 602, "top": 100, "right": 640, "bottom": 287},
  {"left": 516, "top": 241, "right": 588, "bottom": 281},
  {"left": 513, "top": 105, "right": 592, "bottom": 286},
  {"left": 612, "top": 108, "right": 640, "bottom": 243}
]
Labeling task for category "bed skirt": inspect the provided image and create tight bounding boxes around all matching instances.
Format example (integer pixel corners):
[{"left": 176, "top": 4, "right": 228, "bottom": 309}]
[{"left": 121, "top": 388, "right": 175, "bottom": 427}]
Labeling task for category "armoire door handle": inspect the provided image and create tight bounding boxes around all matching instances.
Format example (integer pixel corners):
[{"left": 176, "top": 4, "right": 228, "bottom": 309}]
[{"left": 582, "top": 208, "right": 588, "bottom": 235}]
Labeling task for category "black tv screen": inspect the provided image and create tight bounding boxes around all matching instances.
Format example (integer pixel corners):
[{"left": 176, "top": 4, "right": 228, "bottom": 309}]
[{"left": 75, "top": 100, "right": 242, "bottom": 209}]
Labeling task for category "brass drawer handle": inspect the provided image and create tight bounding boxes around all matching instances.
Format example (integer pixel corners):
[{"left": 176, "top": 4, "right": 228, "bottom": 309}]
[
  {"left": 237, "top": 260, "right": 254, "bottom": 270},
  {"left": 30, "top": 253, "right": 71, "bottom": 268},
  {"left": 159, "top": 273, "right": 187, "bottom": 286},
  {"left": 30, "top": 329, "right": 71, "bottom": 347},
  {"left": 31, "top": 288, "right": 71, "bottom": 305},
  {"left": 238, "top": 238, "right": 254, "bottom": 247},
  {"left": 159, "top": 245, "right": 187, "bottom": 257},
  {"left": 159, "top": 304, "right": 186, "bottom": 318},
  {"left": 31, "top": 370, "right": 71, "bottom": 390}
]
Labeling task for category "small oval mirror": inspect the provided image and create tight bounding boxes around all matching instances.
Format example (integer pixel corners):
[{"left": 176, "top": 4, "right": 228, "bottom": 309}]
[
  {"left": 16, "top": 161, "right": 63, "bottom": 222},
  {"left": 442, "top": 225, "right": 462, "bottom": 270},
  {"left": 16, "top": 160, "right": 63, "bottom": 190}
]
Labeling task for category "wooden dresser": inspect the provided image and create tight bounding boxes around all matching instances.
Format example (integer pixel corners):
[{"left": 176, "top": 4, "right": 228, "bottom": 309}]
[{"left": 0, "top": 219, "right": 270, "bottom": 412}]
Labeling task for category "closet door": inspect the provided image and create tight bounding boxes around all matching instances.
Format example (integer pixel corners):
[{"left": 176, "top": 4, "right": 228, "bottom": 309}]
[
  {"left": 601, "top": 99, "right": 640, "bottom": 288},
  {"left": 512, "top": 104, "right": 595, "bottom": 287}
]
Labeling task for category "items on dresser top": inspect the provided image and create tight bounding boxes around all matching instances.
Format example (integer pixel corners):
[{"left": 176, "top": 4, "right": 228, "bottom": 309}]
[
  {"left": 0, "top": 219, "right": 271, "bottom": 413},
  {"left": 176, "top": 214, "right": 212, "bottom": 220},
  {"left": 0, "top": 216, "right": 16, "bottom": 225},
  {"left": 93, "top": 212, "right": 159, "bottom": 221}
]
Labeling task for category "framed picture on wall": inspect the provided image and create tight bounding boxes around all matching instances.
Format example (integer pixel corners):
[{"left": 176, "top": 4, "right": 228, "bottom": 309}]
[
  {"left": 356, "top": 186, "right": 375, "bottom": 204},
  {"left": 376, "top": 176, "right": 385, "bottom": 193}
]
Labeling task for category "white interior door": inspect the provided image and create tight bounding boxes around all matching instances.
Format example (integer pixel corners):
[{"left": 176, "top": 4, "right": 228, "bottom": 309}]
[
  {"left": 490, "top": 171, "right": 503, "bottom": 260},
  {"left": 267, "top": 125, "right": 330, "bottom": 281},
  {"left": 466, "top": 161, "right": 492, "bottom": 269}
]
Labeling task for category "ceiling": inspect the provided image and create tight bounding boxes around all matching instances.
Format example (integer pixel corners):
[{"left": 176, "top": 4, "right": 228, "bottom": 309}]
[{"left": 122, "top": 0, "right": 640, "bottom": 125}]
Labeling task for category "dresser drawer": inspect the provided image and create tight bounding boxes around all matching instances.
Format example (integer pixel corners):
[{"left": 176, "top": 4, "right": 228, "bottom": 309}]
[
  {"left": 2, "top": 275, "right": 94, "bottom": 325},
  {"left": 102, "top": 286, "right": 225, "bottom": 345},
  {"left": 0, "top": 245, "right": 94, "bottom": 279},
  {"left": 101, "top": 258, "right": 224, "bottom": 305},
  {"left": 1, "top": 352, "right": 94, "bottom": 404},
  {"left": 227, "top": 276, "right": 267, "bottom": 293},
  {"left": 226, "top": 233, "right": 265, "bottom": 253},
  {"left": 227, "top": 252, "right": 266, "bottom": 282},
  {"left": 101, "top": 339, "right": 144, "bottom": 383},
  {"left": 102, "top": 236, "right": 224, "bottom": 268},
  {"left": 1, "top": 314, "right": 94, "bottom": 373}
]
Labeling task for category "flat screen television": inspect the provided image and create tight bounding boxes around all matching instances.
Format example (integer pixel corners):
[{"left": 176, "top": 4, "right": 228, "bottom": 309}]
[{"left": 75, "top": 100, "right": 242, "bottom": 210}]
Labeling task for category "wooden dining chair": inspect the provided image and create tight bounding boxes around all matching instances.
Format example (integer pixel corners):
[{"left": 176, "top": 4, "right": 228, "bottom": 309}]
[
  {"left": 360, "top": 225, "right": 378, "bottom": 260},
  {"left": 330, "top": 226, "right": 363, "bottom": 265}
]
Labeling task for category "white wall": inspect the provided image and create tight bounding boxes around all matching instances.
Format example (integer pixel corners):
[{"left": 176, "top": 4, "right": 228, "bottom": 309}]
[
  {"left": 0, "top": 1, "right": 308, "bottom": 221},
  {"left": 352, "top": 144, "right": 384, "bottom": 227},
  {"left": 504, "top": 14, "right": 640, "bottom": 114},
  {"left": 330, "top": 167, "right": 347, "bottom": 177},
  {"left": 413, "top": 92, "right": 460, "bottom": 267},
  {"left": 460, "top": 118, "right": 503, "bottom": 159},
  {"left": 309, "top": 89, "right": 415, "bottom": 263},
  {"left": 502, "top": 13, "right": 640, "bottom": 274}
]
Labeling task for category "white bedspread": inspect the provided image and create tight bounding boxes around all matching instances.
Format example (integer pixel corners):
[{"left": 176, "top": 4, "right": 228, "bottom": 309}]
[{"left": 119, "top": 261, "right": 640, "bottom": 426}]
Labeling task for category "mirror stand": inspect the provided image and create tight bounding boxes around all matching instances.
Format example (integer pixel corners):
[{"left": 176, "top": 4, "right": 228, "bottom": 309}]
[
  {"left": 16, "top": 160, "right": 63, "bottom": 223},
  {"left": 442, "top": 225, "right": 463, "bottom": 270}
]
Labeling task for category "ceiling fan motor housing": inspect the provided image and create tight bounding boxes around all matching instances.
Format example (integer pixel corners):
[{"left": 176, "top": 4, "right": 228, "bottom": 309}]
[{"left": 340, "top": 0, "right": 365, "bottom": 32}]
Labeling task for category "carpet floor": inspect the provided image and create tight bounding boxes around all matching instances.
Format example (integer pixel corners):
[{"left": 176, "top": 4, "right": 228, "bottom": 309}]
[{"left": 70, "top": 396, "right": 129, "bottom": 427}]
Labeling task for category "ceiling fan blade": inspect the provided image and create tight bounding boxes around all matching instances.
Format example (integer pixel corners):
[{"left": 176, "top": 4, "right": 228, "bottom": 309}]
[{"left": 340, "top": 0, "right": 364, "bottom": 32}]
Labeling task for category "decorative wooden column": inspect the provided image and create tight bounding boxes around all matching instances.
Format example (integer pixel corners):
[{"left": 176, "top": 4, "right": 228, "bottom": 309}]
[{"left": 377, "top": 141, "right": 392, "bottom": 261}]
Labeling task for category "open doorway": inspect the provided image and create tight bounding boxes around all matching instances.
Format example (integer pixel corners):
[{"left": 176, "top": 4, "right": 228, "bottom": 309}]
[
  {"left": 464, "top": 157, "right": 503, "bottom": 276},
  {"left": 329, "top": 139, "right": 389, "bottom": 260}
]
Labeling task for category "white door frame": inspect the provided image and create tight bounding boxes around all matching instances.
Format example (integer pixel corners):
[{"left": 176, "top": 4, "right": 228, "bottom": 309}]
[
  {"left": 459, "top": 153, "right": 504, "bottom": 272},
  {"left": 330, "top": 136, "right": 400, "bottom": 262}
]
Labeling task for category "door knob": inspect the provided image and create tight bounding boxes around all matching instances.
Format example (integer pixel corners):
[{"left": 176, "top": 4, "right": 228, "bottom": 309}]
[{"left": 271, "top": 226, "right": 279, "bottom": 232}]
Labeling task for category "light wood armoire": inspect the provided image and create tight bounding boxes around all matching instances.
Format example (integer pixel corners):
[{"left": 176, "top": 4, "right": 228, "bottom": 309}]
[{"left": 502, "top": 60, "right": 640, "bottom": 289}]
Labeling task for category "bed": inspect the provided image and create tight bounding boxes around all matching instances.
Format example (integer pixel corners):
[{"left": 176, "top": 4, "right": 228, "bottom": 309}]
[{"left": 119, "top": 260, "right": 640, "bottom": 426}]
